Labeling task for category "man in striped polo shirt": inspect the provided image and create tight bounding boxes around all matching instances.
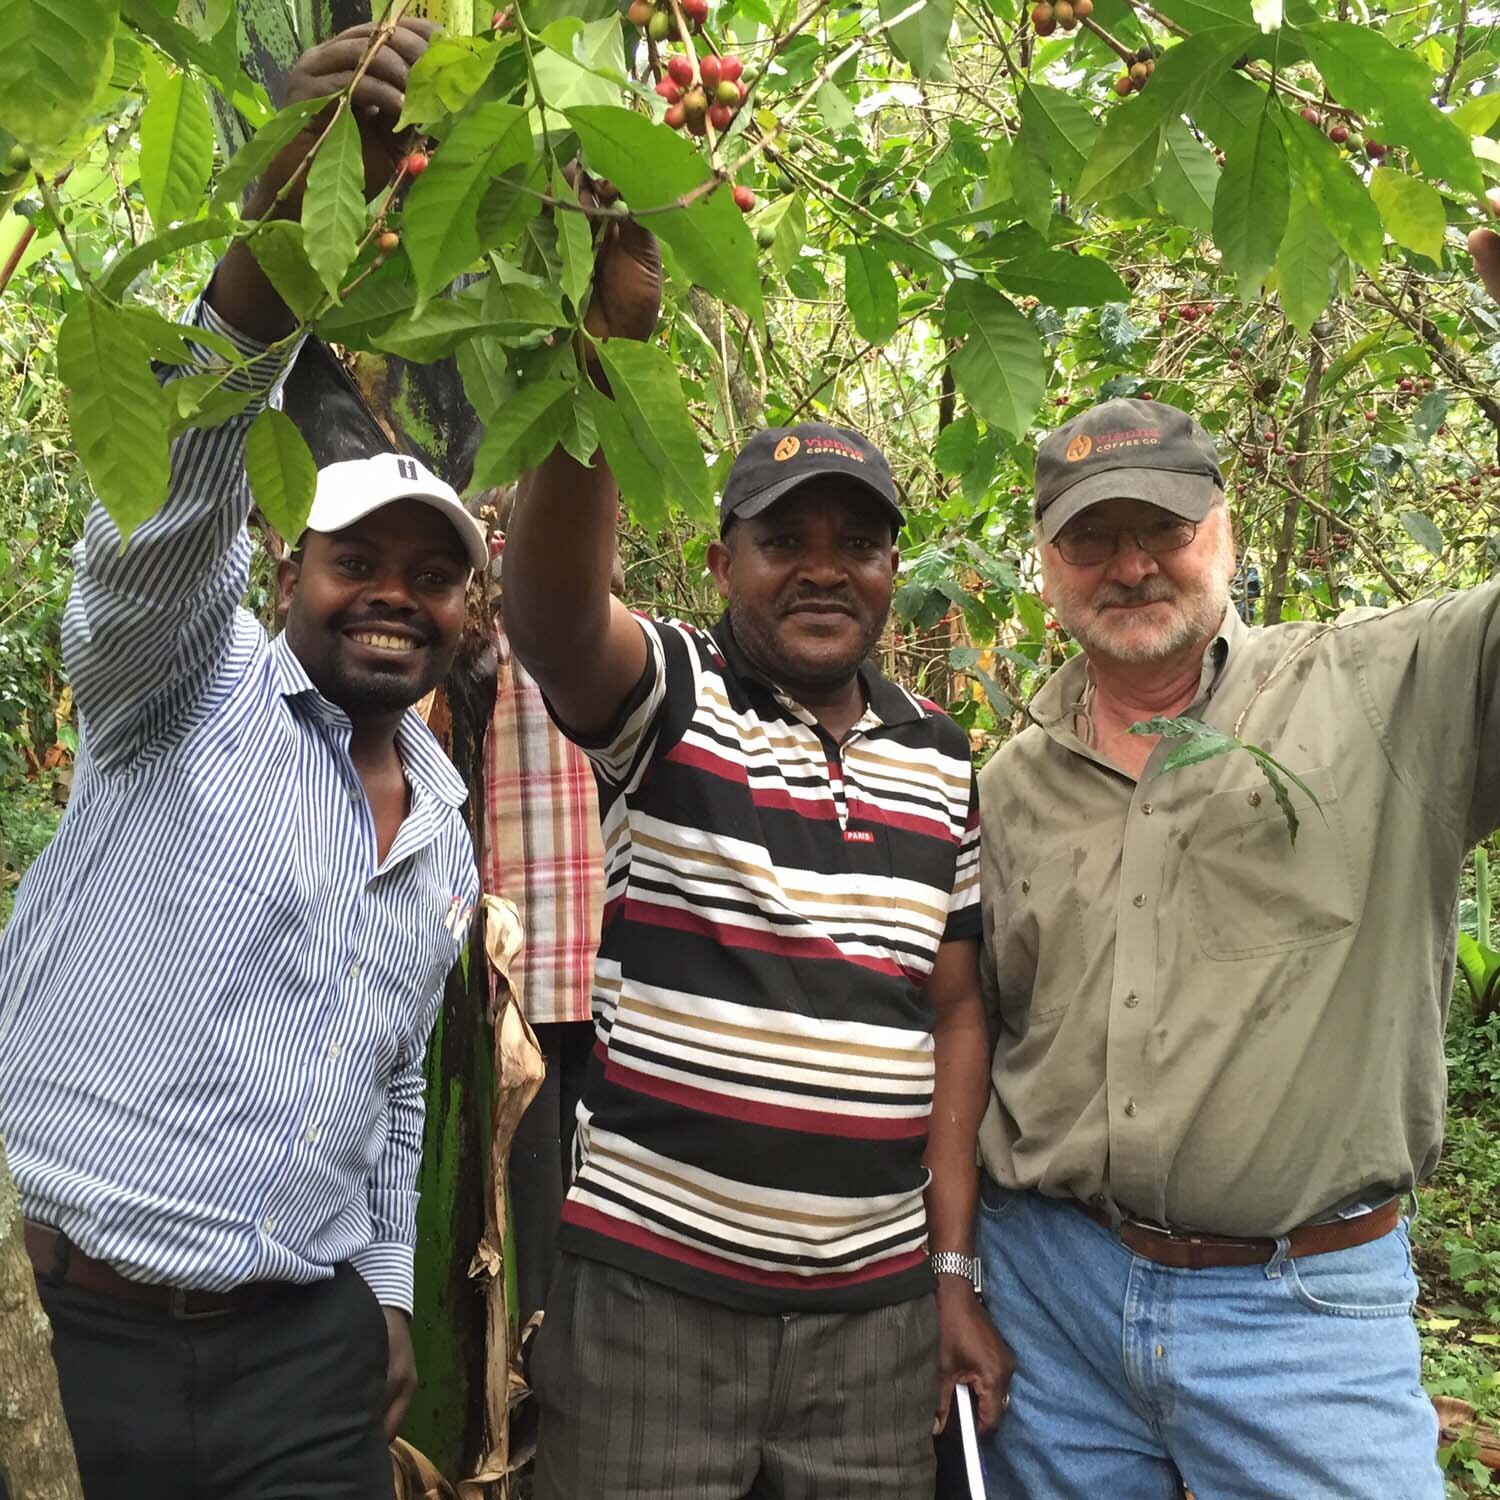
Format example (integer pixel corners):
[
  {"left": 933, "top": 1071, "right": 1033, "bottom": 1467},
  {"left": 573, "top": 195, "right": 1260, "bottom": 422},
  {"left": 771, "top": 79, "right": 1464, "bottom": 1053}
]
[{"left": 505, "top": 406, "right": 1013, "bottom": 1494}]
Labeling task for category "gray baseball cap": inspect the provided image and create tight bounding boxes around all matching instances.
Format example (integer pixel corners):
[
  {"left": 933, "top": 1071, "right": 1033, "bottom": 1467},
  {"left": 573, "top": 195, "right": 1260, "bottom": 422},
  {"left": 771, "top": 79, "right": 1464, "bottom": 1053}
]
[{"left": 1035, "top": 398, "right": 1224, "bottom": 542}]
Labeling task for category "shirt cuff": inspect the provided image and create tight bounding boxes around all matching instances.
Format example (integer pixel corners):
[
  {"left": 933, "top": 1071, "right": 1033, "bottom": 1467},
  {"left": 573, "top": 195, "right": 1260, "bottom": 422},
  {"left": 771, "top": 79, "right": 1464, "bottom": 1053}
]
[
  {"left": 350, "top": 1240, "right": 415, "bottom": 1312},
  {"left": 183, "top": 295, "right": 305, "bottom": 401}
]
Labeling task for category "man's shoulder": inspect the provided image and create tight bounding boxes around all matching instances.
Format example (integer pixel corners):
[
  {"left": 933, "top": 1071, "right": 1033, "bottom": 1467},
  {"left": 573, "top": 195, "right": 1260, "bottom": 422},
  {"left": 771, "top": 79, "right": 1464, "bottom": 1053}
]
[{"left": 978, "top": 720, "right": 1049, "bottom": 784}]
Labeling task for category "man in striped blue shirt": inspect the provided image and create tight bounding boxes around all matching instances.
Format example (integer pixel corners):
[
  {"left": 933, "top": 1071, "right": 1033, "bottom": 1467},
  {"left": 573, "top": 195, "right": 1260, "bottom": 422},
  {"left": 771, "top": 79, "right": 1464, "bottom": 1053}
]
[{"left": 0, "top": 21, "right": 485, "bottom": 1498}]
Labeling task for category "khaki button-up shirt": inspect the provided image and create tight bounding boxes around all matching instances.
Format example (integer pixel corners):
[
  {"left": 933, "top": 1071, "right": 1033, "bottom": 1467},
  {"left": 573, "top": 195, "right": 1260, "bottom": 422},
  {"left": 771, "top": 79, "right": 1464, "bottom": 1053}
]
[{"left": 977, "top": 584, "right": 1500, "bottom": 1237}]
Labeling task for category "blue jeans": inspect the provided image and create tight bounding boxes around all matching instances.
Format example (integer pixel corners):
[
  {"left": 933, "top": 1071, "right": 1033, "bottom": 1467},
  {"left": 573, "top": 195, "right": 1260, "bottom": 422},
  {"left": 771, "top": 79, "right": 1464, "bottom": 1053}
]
[{"left": 976, "top": 1178, "right": 1442, "bottom": 1499}]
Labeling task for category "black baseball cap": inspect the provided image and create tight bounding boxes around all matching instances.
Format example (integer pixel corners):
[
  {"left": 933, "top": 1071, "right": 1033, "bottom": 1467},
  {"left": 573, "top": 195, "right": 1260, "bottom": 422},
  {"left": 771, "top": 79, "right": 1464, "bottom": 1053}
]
[
  {"left": 719, "top": 423, "right": 904, "bottom": 536},
  {"left": 1035, "top": 398, "right": 1224, "bottom": 542}
]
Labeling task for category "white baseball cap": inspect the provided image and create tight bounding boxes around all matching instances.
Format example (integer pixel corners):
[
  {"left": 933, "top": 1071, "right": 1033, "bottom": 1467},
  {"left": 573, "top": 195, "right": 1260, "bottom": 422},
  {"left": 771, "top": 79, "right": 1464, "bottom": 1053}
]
[{"left": 302, "top": 452, "right": 489, "bottom": 573}]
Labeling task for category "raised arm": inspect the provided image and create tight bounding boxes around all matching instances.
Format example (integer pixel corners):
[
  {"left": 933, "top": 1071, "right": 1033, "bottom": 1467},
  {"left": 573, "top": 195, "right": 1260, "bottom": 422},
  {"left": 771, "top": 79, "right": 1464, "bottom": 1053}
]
[
  {"left": 502, "top": 212, "right": 663, "bottom": 736},
  {"left": 68, "top": 23, "right": 440, "bottom": 771}
]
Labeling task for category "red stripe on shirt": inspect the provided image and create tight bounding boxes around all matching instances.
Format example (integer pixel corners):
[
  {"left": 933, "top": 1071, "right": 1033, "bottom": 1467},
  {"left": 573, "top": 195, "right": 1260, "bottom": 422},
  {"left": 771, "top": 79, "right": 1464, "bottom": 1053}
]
[
  {"left": 604, "top": 1058, "right": 930, "bottom": 1139},
  {"left": 562, "top": 1201, "right": 928, "bottom": 1289}
]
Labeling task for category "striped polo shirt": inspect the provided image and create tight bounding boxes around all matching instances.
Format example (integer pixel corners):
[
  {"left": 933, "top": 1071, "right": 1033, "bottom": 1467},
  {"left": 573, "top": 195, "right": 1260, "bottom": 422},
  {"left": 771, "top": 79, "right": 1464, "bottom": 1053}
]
[{"left": 556, "top": 615, "right": 981, "bottom": 1312}]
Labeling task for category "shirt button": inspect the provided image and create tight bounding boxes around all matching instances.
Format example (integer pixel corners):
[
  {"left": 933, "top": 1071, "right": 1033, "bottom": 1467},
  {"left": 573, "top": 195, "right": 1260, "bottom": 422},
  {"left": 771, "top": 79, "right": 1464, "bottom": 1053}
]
[
  {"left": 1020, "top": 879, "right": 1031, "bottom": 894},
  {"left": 1124, "top": 1098, "right": 1138, "bottom": 1117},
  {"left": 327, "top": 1041, "right": 343, "bottom": 1061},
  {"left": 349, "top": 959, "right": 363, "bottom": 979},
  {"left": 1124, "top": 991, "right": 1140, "bottom": 1008},
  {"left": 348, "top": 784, "right": 361, "bottom": 803},
  {"left": 1248, "top": 790, "right": 1262, "bottom": 807},
  {"left": 1133, "top": 893, "right": 1146, "bottom": 908},
  {"left": 304, "top": 1124, "right": 320, "bottom": 1145},
  {"left": 1155, "top": 1343, "right": 1166, "bottom": 1359},
  {"left": 1141, "top": 802, "right": 1154, "bottom": 815},
  {"left": 261, "top": 1216, "right": 276, "bottom": 1234}
]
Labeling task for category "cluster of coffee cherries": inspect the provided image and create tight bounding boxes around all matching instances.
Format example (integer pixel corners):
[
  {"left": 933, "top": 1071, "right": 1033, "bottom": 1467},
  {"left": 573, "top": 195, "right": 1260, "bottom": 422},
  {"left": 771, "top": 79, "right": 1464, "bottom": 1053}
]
[
  {"left": 654, "top": 52, "right": 755, "bottom": 210},
  {"left": 1298, "top": 105, "right": 1382, "bottom": 153},
  {"left": 627, "top": 0, "right": 709, "bottom": 40},
  {"left": 1114, "top": 43, "right": 1158, "bottom": 95},
  {"left": 1029, "top": 0, "right": 1090, "bottom": 34}
]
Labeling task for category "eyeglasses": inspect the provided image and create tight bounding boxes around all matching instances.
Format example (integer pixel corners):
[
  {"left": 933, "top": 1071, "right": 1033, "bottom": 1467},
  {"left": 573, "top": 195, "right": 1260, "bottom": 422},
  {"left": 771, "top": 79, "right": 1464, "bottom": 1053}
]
[{"left": 1054, "top": 517, "right": 1199, "bottom": 567}]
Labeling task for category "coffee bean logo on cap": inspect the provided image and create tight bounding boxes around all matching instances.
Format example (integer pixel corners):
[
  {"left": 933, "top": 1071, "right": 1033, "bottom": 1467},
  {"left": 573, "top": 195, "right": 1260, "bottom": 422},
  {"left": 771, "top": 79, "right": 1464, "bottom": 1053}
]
[
  {"left": 773, "top": 436, "right": 801, "bottom": 461},
  {"left": 1065, "top": 433, "right": 1093, "bottom": 463}
]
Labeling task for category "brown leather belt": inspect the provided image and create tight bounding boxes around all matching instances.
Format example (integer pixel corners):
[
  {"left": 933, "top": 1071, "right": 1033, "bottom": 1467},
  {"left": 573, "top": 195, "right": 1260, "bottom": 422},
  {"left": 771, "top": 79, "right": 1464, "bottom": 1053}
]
[
  {"left": 1076, "top": 1196, "right": 1402, "bottom": 1269},
  {"left": 26, "top": 1222, "right": 268, "bottom": 1319}
]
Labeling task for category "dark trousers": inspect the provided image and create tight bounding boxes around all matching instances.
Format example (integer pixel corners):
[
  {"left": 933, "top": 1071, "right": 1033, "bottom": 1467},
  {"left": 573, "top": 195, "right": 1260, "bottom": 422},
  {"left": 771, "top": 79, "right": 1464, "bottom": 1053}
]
[
  {"left": 532, "top": 1254, "right": 939, "bottom": 1499},
  {"left": 510, "top": 1019, "right": 595, "bottom": 1325},
  {"left": 25, "top": 1263, "right": 391, "bottom": 1500}
]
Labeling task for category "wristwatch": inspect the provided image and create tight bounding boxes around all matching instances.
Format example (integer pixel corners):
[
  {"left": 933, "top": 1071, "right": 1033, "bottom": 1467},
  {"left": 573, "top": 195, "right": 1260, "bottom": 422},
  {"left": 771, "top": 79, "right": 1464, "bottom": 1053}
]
[{"left": 929, "top": 1251, "right": 982, "bottom": 1294}]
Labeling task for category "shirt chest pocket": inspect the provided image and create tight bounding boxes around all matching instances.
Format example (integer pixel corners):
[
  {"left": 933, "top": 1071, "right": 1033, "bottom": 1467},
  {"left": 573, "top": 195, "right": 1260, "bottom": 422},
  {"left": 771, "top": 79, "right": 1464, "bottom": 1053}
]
[
  {"left": 996, "top": 849, "right": 1086, "bottom": 1024},
  {"left": 1186, "top": 765, "right": 1359, "bottom": 961}
]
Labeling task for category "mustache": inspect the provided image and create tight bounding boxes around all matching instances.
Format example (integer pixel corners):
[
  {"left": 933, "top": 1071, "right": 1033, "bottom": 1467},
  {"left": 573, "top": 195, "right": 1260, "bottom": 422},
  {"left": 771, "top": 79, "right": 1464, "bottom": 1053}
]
[
  {"left": 1093, "top": 578, "right": 1177, "bottom": 610},
  {"left": 780, "top": 590, "right": 856, "bottom": 616}
]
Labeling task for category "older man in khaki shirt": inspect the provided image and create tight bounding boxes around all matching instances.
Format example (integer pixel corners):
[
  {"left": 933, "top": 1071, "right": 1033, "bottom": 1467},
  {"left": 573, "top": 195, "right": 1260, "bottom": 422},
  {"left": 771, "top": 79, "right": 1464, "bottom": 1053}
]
[{"left": 974, "top": 396, "right": 1492, "bottom": 1499}]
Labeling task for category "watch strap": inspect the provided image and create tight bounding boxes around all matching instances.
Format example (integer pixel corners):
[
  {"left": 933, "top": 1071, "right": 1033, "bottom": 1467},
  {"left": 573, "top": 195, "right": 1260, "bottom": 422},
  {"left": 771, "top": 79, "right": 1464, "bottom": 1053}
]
[{"left": 929, "top": 1250, "right": 982, "bottom": 1294}]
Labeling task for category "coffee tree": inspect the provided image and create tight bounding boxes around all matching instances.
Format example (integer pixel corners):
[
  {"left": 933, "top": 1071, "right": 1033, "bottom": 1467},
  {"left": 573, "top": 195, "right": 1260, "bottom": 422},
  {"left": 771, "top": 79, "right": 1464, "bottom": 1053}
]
[{"left": 1, "top": 0, "right": 1493, "bottom": 570}]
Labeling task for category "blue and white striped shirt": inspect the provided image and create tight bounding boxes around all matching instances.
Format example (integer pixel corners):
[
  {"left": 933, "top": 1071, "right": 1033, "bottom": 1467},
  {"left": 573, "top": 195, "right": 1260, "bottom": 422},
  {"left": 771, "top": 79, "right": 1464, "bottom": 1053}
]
[{"left": 0, "top": 300, "right": 478, "bottom": 1310}]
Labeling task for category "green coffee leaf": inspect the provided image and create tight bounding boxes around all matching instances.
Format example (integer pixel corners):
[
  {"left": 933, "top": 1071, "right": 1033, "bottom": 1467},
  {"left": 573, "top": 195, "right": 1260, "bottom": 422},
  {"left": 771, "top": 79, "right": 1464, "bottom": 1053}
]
[
  {"left": 879, "top": 0, "right": 954, "bottom": 80},
  {"left": 245, "top": 408, "right": 318, "bottom": 544},
  {"left": 816, "top": 80, "right": 858, "bottom": 136},
  {"left": 588, "top": 385, "right": 668, "bottom": 533},
  {"left": 1277, "top": 111, "right": 1383, "bottom": 272},
  {"left": 301, "top": 106, "right": 367, "bottom": 298},
  {"left": 842, "top": 243, "right": 899, "bottom": 344},
  {"left": 1076, "top": 27, "right": 1257, "bottom": 204},
  {"left": 212, "top": 97, "right": 325, "bottom": 208},
  {"left": 397, "top": 34, "right": 505, "bottom": 130},
  {"left": 1213, "top": 99, "right": 1289, "bottom": 292},
  {"left": 0, "top": 0, "right": 118, "bottom": 151},
  {"left": 1399, "top": 509, "right": 1444, "bottom": 557},
  {"left": 139, "top": 59, "right": 215, "bottom": 228},
  {"left": 1369, "top": 167, "right": 1445, "bottom": 264},
  {"left": 1020, "top": 84, "right": 1099, "bottom": 196},
  {"left": 995, "top": 250, "right": 1129, "bottom": 308},
  {"left": 115, "top": 304, "right": 239, "bottom": 365},
  {"left": 551, "top": 166, "right": 596, "bottom": 318},
  {"left": 469, "top": 377, "right": 579, "bottom": 490},
  {"left": 1298, "top": 22, "right": 1483, "bottom": 195},
  {"left": 1129, "top": 713, "right": 1320, "bottom": 844},
  {"left": 167, "top": 375, "right": 257, "bottom": 437},
  {"left": 249, "top": 220, "right": 327, "bottom": 322},
  {"left": 934, "top": 414, "right": 979, "bottom": 477},
  {"left": 403, "top": 101, "right": 534, "bottom": 300},
  {"left": 946, "top": 281, "right": 1046, "bottom": 441},
  {"left": 1155, "top": 118, "right": 1219, "bottom": 234},
  {"left": 57, "top": 296, "right": 169, "bottom": 543},
  {"left": 593, "top": 338, "right": 710, "bottom": 519},
  {"left": 1276, "top": 188, "right": 1342, "bottom": 332},
  {"left": 1009, "top": 122, "right": 1054, "bottom": 235},
  {"left": 100, "top": 216, "right": 235, "bottom": 300},
  {"left": 566, "top": 105, "right": 763, "bottom": 323}
]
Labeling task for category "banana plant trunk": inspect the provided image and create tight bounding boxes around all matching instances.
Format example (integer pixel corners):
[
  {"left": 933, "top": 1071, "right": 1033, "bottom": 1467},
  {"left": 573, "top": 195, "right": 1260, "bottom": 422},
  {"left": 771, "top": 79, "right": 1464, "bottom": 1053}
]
[
  {"left": 232, "top": 0, "right": 503, "bottom": 1480},
  {"left": 0, "top": 1130, "right": 84, "bottom": 1500}
]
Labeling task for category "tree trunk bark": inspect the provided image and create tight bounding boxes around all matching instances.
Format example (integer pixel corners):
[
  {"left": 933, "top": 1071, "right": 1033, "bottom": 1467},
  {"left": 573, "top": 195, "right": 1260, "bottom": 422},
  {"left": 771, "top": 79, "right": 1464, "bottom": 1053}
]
[
  {"left": 0, "top": 1130, "right": 83, "bottom": 1500},
  {"left": 1262, "top": 328, "right": 1328, "bottom": 627}
]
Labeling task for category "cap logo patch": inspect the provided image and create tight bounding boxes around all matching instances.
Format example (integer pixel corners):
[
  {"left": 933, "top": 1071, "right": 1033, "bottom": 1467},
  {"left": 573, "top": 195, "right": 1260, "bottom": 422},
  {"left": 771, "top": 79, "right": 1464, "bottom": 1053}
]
[
  {"left": 774, "top": 436, "right": 801, "bottom": 461},
  {"left": 1065, "top": 434, "right": 1093, "bottom": 463},
  {"left": 1090, "top": 425, "right": 1161, "bottom": 455},
  {"left": 802, "top": 436, "right": 865, "bottom": 463},
  {"left": 396, "top": 457, "right": 419, "bottom": 481}
]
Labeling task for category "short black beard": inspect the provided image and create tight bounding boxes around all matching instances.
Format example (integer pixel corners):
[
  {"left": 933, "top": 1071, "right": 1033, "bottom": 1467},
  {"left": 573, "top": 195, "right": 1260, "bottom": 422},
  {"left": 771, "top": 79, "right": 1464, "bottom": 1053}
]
[{"left": 726, "top": 594, "right": 886, "bottom": 697}]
